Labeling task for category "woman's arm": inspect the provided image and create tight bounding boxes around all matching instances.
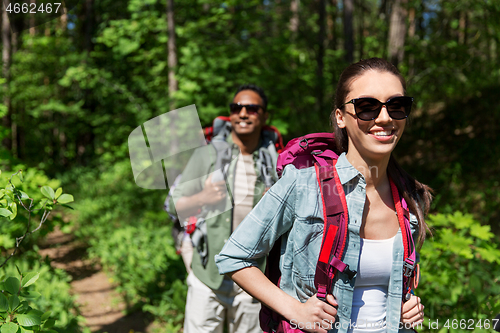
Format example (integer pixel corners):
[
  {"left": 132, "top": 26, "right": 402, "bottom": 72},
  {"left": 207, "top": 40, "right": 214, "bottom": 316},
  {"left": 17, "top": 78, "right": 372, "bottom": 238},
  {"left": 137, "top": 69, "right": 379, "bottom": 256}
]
[{"left": 229, "top": 266, "right": 338, "bottom": 333}]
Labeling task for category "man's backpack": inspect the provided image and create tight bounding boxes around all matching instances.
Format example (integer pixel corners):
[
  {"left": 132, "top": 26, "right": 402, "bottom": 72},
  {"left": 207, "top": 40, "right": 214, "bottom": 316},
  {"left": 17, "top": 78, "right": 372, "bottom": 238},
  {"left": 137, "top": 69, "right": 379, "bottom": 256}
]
[{"left": 259, "top": 132, "right": 419, "bottom": 333}]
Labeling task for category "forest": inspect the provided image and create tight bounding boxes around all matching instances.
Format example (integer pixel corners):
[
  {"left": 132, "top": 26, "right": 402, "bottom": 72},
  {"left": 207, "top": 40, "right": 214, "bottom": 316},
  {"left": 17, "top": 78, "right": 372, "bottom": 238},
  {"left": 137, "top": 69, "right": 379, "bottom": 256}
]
[{"left": 0, "top": 0, "right": 499, "bottom": 332}]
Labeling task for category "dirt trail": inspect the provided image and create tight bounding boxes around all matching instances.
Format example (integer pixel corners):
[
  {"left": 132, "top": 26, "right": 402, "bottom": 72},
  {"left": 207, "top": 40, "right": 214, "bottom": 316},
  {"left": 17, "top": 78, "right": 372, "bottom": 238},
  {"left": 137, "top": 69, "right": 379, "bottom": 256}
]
[{"left": 39, "top": 229, "right": 153, "bottom": 333}]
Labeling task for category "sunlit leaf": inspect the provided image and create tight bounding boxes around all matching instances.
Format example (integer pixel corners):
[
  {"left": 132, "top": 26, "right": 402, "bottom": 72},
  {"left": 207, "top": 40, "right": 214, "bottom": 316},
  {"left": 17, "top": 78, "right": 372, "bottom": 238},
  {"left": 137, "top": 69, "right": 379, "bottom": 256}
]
[
  {"left": 56, "top": 194, "right": 74, "bottom": 204},
  {"left": 40, "top": 186, "right": 55, "bottom": 200},
  {"left": 21, "top": 273, "right": 39, "bottom": 288},
  {"left": 0, "top": 208, "right": 13, "bottom": 217},
  {"left": 16, "top": 313, "right": 41, "bottom": 327},
  {"left": 54, "top": 187, "right": 63, "bottom": 199},
  {"left": 0, "top": 322, "right": 19, "bottom": 333}
]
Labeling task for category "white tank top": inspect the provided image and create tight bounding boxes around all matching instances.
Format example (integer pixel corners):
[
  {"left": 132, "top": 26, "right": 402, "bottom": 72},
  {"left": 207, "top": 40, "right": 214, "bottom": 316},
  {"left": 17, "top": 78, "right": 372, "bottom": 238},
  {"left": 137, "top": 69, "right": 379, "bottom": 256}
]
[{"left": 348, "top": 235, "right": 395, "bottom": 333}]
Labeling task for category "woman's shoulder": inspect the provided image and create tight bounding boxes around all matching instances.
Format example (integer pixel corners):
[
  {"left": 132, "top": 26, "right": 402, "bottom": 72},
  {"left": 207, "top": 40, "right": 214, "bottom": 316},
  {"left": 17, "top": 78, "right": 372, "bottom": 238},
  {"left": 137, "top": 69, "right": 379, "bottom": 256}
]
[{"left": 280, "top": 164, "right": 319, "bottom": 183}]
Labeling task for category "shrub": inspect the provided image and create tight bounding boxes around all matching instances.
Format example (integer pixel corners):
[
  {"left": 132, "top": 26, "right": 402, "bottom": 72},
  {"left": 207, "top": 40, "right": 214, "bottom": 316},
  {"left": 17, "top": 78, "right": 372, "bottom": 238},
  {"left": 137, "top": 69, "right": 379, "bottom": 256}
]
[{"left": 418, "top": 212, "right": 500, "bottom": 332}]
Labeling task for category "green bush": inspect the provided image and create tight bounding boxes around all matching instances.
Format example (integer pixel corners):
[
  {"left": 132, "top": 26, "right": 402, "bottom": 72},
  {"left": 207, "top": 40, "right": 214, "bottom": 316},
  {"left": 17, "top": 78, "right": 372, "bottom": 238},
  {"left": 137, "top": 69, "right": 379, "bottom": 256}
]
[
  {"left": 418, "top": 212, "right": 500, "bottom": 332},
  {"left": 64, "top": 160, "right": 187, "bottom": 327},
  {"left": 2, "top": 256, "right": 86, "bottom": 333}
]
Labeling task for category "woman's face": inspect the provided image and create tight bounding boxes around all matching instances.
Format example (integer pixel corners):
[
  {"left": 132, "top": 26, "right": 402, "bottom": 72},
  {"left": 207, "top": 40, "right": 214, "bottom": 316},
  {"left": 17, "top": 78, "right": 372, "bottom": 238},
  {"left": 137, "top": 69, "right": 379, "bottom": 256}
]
[{"left": 335, "top": 70, "right": 406, "bottom": 163}]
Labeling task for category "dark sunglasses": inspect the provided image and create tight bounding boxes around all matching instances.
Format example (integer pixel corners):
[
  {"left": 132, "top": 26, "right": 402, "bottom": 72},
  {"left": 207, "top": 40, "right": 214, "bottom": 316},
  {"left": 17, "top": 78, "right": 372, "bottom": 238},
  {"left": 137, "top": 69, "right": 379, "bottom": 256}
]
[
  {"left": 342, "top": 96, "right": 413, "bottom": 121},
  {"left": 229, "top": 103, "right": 263, "bottom": 115}
]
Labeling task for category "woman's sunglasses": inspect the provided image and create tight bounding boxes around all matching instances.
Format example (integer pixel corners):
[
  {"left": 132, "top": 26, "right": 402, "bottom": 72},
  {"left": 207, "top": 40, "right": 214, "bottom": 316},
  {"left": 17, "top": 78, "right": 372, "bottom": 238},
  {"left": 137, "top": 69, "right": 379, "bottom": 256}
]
[
  {"left": 229, "top": 103, "right": 263, "bottom": 115},
  {"left": 342, "top": 96, "right": 413, "bottom": 121}
]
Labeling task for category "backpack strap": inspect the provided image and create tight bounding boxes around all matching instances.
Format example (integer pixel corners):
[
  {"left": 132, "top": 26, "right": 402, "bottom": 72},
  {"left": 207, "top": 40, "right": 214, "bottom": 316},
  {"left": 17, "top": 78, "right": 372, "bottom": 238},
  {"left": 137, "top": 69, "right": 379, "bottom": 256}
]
[
  {"left": 314, "top": 160, "right": 357, "bottom": 302},
  {"left": 390, "top": 180, "right": 418, "bottom": 302}
]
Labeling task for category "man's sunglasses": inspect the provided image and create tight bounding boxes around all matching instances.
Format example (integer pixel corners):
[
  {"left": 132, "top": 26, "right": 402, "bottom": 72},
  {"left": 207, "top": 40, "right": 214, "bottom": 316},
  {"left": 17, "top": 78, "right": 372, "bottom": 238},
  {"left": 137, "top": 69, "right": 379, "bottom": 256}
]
[
  {"left": 229, "top": 103, "right": 263, "bottom": 115},
  {"left": 342, "top": 96, "right": 413, "bottom": 121}
]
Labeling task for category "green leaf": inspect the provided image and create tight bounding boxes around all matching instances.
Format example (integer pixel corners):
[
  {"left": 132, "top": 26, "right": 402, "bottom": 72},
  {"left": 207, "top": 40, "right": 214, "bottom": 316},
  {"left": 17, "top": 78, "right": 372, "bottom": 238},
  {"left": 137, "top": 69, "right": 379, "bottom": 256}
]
[
  {"left": 0, "top": 208, "right": 12, "bottom": 217},
  {"left": 19, "top": 326, "right": 33, "bottom": 333},
  {"left": 16, "top": 301, "right": 29, "bottom": 314},
  {"left": 54, "top": 188, "right": 62, "bottom": 199},
  {"left": 42, "top": 318, "right": 55, "bottom": 329},
  {"left": 16, "top": 313, "right": 41, "bottom": 327},
  {"left": 0, "top": 322, "right": 19, "bottom": 333},
  {"left": 19, "top": 192, "right": 29, "bottom": 200},
  {"left": 40, "top": 311, "right": 51, "bottom": 321},
  {"left": 8, "top": 295, "right": 19, "bottom": 312},
  {"left": 15, "top": 266, "right": 21, "bottom": 277},
  {"left": 40, "top": 186, "right": 55, "bottom": 200},
  {"left": 8, "top": 202, "right": 17, "bottom": 220},
  {"left": 61, "top": 204, "right": 74, "bottom": 210},
  {"left": 4, "top": 277, "right": 20, "bottom": 295},
  {"left": 21, "top": 273, "right": 39, "bottom": 288},
  {"left": 19, "top": 291, "right": 40, "bottom": 300},
  {"left": 0, "top": 293, "right": 8, "bottom": 311},
  {"left": 56, "top": 194, "right": 74, "bottom": 204},
  {"left": 17, "top": 171, "right": 23, "bottom": 183}
]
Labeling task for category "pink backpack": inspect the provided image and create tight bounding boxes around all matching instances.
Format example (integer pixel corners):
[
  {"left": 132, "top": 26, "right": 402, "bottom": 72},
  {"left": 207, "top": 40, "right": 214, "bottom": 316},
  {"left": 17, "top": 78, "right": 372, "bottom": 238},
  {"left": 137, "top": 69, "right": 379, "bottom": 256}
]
[{"left": 260, "top": 133, "right": 418, "bottom": 333}]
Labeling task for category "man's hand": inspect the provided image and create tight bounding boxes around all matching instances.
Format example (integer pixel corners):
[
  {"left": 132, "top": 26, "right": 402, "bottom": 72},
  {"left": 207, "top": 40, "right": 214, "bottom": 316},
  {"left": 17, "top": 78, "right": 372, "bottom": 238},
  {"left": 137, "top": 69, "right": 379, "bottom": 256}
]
[
  {"left": 401, "top": 295, "right": 424, "bottom": 327},
  {"left": 287, "top": 294, "right": 338, "bottom": 333},
  {"left": 200, "top": 174, "right": 226, "bottom": 205}
]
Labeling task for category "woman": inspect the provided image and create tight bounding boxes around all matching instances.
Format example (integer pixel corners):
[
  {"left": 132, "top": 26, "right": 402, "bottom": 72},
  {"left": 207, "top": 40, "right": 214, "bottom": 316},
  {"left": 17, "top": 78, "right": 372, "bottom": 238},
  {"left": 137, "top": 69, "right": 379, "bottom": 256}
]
[{"left": 215, "top": 58, "right": 431, "bottom": 333}]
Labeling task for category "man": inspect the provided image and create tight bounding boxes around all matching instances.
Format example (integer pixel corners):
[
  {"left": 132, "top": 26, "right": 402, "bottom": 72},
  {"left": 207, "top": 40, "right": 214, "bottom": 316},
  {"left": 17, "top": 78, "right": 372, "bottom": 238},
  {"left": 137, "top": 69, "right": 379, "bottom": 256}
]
[{"left": 172, "top": 84, "right": 278, "bottom": 333}]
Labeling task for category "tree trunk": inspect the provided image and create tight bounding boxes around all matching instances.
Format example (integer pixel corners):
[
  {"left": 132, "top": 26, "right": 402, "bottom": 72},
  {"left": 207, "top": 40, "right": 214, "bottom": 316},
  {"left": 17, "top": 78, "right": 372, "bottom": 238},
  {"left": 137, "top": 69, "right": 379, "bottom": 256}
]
[
  {"left": 167, "top": 0, "right": 178, "bottom": 110},
  {"left": 85, "top": 0, "right": 93, "bottom": 53},
  {"left": 408, "top": 6, "right": 416, "bottom": 78},
  {"left": 459, "top": 11, "right": 467, "bottom": 45},
  {"left": 343, "top": 0, "right": 354, "bottom": 63},
  {"left": 2, "top": 1, "right": 12, "bottom": 151},
  {"left": 388, "top": 0, "right": 407, "bottom": 66},
  {"left": 316, "top": 0, "right": 326, "bottom": 113},
  {"left": 30, "top": 0, "right": 36, "bottom": 36},
  {"left": 289, "top": 0, "right": 299, "bottom": 37},
  {"left": 327, "top": 0, "right": 337, "bottom": 49}
]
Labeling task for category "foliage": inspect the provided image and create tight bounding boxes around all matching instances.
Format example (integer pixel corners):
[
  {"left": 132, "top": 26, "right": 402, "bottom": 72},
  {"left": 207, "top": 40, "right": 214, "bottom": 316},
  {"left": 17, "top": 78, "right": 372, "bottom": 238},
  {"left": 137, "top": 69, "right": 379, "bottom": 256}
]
[
  {"left": 2, "top": 257, "right": 85, "bottom": 333},
  {"left": 1, "top": 0, "right": 499, "bottom": 328},
  {"left": 418, "top": 212, "right": 500, "bottom": 331},
  {"left": 0, "top": 170, "right": 73, "bottom": 268},
  {"left": 88, "top": 219, "right": 186, "bottom": 327},
  {"left": 64, "top": 160, "right": 186, "bottom": 327},
  {"left": 0, "top": 267, "right": 57, "bottom": 333}
]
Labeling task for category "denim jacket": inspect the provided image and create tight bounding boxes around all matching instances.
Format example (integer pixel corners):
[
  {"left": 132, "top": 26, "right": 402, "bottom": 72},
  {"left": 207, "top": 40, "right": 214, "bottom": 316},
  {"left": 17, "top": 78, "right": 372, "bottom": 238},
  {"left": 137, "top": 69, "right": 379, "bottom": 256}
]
[{"left": 215, "top": 153, "right": 419, "bottom": 333}]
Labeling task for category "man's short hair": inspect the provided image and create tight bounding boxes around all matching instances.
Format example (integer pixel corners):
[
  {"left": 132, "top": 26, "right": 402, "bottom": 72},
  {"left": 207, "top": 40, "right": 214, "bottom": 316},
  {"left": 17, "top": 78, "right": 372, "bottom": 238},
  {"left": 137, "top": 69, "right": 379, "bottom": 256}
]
[{"left": 234, "top": 84, "right": 268, "bottom": 111}]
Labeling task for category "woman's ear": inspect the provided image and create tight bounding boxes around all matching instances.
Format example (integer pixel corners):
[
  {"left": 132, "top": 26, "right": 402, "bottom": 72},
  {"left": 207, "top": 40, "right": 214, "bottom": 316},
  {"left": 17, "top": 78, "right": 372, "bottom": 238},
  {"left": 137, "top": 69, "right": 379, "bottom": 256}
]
[{"left": 335, "top": 108, "right": 346, "bottom": 129}]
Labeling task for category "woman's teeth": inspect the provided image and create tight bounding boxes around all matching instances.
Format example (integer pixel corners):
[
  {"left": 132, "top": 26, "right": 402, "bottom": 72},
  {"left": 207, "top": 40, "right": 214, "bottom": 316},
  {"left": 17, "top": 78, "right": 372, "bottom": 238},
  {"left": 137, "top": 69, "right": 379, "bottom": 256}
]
[{"left": 372, "top": 130, "right": 392, "bottom": 136}]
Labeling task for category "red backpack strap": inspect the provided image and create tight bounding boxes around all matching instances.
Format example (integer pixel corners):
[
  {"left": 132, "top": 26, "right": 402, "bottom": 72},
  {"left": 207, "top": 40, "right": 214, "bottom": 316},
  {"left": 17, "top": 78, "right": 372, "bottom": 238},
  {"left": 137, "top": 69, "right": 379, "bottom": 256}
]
[
  {"left": 389, "top": 180, "right": 418, "bottom": 302},
  {"left": 314, "top": 160, "right": 356, "bottom": 302}
]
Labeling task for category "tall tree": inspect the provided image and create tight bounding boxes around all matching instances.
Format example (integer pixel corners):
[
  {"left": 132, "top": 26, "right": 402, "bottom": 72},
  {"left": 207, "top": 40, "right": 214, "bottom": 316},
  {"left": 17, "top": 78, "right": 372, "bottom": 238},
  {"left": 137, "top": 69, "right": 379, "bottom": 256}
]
[
  {"left": 167, "top": 0, "right": 177, "bottom": 110},
  {"left": 2, "top": 0, "right": 12, "bottom": 151},
  {"left": 316, "top": 0, "right": 326, "bottom": 113},
  {"left": 343, "top": 0, "right": 354, "bottom": 63},
  {"left": 388, "top": 0, "right": 407, "bottom": 66},
  {"left": 289, "top": 0, "right": 299, "bottom": 37}
]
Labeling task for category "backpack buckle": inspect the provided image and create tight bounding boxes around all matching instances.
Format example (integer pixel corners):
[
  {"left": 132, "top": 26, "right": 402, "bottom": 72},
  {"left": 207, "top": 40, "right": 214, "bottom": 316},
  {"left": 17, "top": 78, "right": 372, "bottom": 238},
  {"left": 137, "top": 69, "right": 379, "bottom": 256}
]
[
  {"left": 344, "top": 265, "right": 357, "bottom": 280},
  {"left": 403, "top": 258, "right": 415, "bottom": 277}
]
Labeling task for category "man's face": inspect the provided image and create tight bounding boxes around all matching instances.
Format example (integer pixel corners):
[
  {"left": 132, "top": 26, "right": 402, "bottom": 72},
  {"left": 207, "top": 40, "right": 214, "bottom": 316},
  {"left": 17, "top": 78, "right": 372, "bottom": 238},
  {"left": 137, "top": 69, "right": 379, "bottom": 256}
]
[{"left": 230, "top": 90, "right": 268, "bottom": 137}]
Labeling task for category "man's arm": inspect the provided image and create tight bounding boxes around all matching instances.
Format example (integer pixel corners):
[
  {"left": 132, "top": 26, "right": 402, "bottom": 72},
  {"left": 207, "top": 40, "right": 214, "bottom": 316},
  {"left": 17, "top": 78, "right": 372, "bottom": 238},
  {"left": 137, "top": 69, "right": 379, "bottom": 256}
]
[
  {"left": 172, "top": 145, "right": 227, "bottom": 218},
  {"left": 175, "top": 174, "right": 226, "bottom": 217}
]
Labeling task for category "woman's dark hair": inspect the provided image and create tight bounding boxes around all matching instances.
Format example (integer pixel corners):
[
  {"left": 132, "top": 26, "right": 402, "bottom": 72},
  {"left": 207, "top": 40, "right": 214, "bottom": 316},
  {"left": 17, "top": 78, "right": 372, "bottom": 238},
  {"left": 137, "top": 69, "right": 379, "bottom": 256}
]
[
  {"left": 234, "top": 84, "right": 268, "bottom": 111},
  {"left": 331, "top": 57, "right": 432, "bottom": 247}
]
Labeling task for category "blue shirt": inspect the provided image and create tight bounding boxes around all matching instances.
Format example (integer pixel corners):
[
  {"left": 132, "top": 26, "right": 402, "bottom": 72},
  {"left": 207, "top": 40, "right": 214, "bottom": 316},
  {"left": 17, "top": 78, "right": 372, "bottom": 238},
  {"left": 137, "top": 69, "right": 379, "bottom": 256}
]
[{"left": 215, "top": 153, "right": 419, "bottom": 333}]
